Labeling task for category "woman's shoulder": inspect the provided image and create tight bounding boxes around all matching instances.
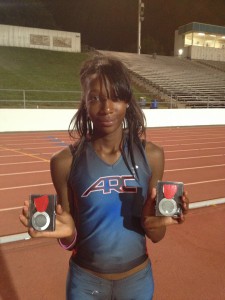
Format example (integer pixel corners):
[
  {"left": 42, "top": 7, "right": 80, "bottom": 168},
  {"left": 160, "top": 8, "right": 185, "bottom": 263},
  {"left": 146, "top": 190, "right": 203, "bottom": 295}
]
[
  {"left": 144, "top": 141, "right": 164, "bottom": 164},
  {"left": 51, "top": 145, "right": 72, "bottom": 161},
  {"left": 50, "top": 146, "right": 73, "bottom": 174}
]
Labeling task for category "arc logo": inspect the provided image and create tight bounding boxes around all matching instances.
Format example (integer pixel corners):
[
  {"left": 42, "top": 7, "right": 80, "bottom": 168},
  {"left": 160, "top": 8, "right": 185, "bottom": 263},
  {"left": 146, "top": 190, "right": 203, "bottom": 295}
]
[{"left": 82, "top": 175, "right": 137, "bottom": 197}]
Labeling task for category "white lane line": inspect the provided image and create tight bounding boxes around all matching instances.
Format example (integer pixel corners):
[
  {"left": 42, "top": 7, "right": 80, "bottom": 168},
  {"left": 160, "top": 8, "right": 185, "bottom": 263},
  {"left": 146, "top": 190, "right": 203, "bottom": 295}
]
[
  {"left": 0, "top": 152, "right": 53, "bottom": 158},
  {"left": 0, "top": 133, "right": 68, "bottom": 145},
  {"left": 149, "top": 137, "right": 225, "bottom": 143},
  {"left": 0, "top": 233, "right": 31, "bottom": 244},
  {"left": 165, "top": 164, "right": 225, "bottom": 172},
  {"left": 0, "top": 161, "right": 48, "bottom": 166},
  {"left": 0, "top": 178, "right": 224, "bottom": 193},
  {"left": 10, "top": 146, "right": 64, "bottom": 150},
  {"left": 1, "top": 198, "right": 225, "bottom": 244},
  {"left": 3, "top": 142, "right": 61, "bottom": 146},
  {"left": 1, "top": 154, "right": 224, "bottom": 162},
  {"left": 1, "top": 197, "right": 225, "bottom": 215},
  {"left": 166, "top": 146, "right": 225, "bottom": 152},
  {"left": 189, "top": 198, "right": 225, "bottom": 209},
  {"left": 4, "top": 140, "right": 225, "bottom": 147},
  {"left": 0, "top": 170, "right": 49, "bottom": 176},
  {"left": 185, "top": 178, "right": 225, "bottom": 185},
  {"left": 166, "top": 154, "right": 224, "bottom": 161},
  {"left": 163, "top": 141, "right": 225, "bottom": 147},
  {"left": 0, "top": 154, "right": 25, "bottom": 158},
  {"left": 0, "top": 146, "right": 50, "bottom": 162},
  {"left": 0, "top": 183, "right": 52, "bottom": 191},
  {"left": 0, "top": 206, "right": 23, "bottom": 212}
]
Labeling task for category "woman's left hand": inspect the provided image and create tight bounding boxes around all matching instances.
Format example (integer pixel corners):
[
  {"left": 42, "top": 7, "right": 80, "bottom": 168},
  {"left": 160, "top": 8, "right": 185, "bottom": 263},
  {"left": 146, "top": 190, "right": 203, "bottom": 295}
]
[
  {"left": 141, "top": 188, "right": 189, "bottom": 242},
  {"left": 177, "top": 190, "right": 189, "bottom": 224}
]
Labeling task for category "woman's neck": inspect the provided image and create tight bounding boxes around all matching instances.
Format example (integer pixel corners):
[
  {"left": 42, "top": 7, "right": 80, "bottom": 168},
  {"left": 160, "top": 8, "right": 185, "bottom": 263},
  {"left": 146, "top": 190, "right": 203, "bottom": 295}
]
[
  {"left": 90, "top": 130, "right": 124, "bottom": 164},
  {"left": 91, "top": 128, "right": 124, "bottom": 152}
]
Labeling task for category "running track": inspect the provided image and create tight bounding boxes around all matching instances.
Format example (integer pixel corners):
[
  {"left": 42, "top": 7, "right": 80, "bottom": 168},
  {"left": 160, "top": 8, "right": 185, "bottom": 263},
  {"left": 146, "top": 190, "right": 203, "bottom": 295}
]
[{"left": 0, "top": 126, "right": 225, "bottom": 300}]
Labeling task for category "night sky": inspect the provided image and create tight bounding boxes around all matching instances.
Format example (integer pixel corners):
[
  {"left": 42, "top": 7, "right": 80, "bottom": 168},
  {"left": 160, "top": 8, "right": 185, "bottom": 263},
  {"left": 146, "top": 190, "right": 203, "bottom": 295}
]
[{"left": 0, "top": 0, "right": 225, "bottom": 55}]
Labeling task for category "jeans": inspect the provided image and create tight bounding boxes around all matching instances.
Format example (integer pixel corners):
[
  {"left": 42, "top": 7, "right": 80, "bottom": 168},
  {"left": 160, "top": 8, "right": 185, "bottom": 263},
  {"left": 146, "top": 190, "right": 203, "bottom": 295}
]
[{"left": 66, "top": 259, "right": 154, "bottom": 300}]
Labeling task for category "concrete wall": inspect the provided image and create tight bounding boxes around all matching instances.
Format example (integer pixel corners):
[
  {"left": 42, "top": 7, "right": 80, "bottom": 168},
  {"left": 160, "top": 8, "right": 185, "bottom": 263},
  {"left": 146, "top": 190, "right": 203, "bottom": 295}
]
[
  {"left": 0, "top": 25, "right": 81, "bottom": 53},
  {"left": 190, "top": 45, "right": 225, "bottom": 61},
  {"left": 0, "top": 109, "right": 225, "bottom": 132}
]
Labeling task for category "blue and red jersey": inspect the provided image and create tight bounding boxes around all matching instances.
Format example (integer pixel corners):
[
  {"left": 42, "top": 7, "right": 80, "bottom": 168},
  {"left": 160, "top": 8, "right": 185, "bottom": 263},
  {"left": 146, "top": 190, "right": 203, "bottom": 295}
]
[{"left": 68, "top": 140, "right": 151, "bottom": 273}]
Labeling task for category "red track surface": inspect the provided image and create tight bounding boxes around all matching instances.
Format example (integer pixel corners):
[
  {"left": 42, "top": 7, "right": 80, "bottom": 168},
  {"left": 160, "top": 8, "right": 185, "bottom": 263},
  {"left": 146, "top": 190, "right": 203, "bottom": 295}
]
[{"left": 0, "top": 126, "right": 225, "bottom": 300}]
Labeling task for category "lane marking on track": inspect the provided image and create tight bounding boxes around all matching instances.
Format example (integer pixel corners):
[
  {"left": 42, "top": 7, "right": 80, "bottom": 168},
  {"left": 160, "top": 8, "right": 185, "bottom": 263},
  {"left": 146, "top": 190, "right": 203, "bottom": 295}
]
[
  {"left": 1, "top": 153, "right": 224, "bottom": 162},
  {"left": 164, "top": 164, "right": 225, "bottom": 172},
  {"left": 1, "top": 139, "right": 68, "bottom": 147},
  {"left": 0, "top": 146, "right": 50, "bottom": 162},
  {"left": 0, "top": 182, "right": 52, "bottom": 191},
  {"left": 0, "top": 154, "right": 31, "bottom": 158},
  {"left": 0, "top": 198, "right": 225, "bottom": 213},
  {"left": 0, "top": 160, "right": 48, "bottom": 166},
  {"left": 4, "top": 139, "right": 225, "bottom": 146},
  {"left": 144, "top": 135, "right": 223, "bottom": 140},
  {"left": 0, "top": 170, "right": 49, "bottom": 176},
  {"left": 1, "top": 178, "right": 225, "bottom": 192},
  {"left": 0, "top": 143, "right": 45, "bottom": 148},
  {"left": 0, "top": 152, "right": 53, "bottom": 158},
  {"left": 162, "top": 141, "right": 225, "bottom": 147},
  {"left": 3, "top": 164, "right": 224, "bottom": 176},
  {"left": 147, "top": 133, "right": 224, "bottom": 142},
  {"left": 166, "top": 154, "right": 225, "bottom": 161},
  {"left": 189, "top": 198, "right": 225, "bottom": 209},
  {"left": 165, "top": 146, "right": 225, "bottom": 152},
  {"left": 6, "top": 146, "right": 63, "bottom": 150},
  {"left": 185, "top": 178, "right": 225, "bottom": 185},
  {"left": 1, "top": 198, "right": 225, "bottom": 217},
  {"left": 0, "top": 233, "right": 31, "bottom": 244},
  {"left": 0, "top": 206, "right": 23, "bottom": 212},
  {"left": 0, "top": 136, "right": 70, "bottom": 143}
]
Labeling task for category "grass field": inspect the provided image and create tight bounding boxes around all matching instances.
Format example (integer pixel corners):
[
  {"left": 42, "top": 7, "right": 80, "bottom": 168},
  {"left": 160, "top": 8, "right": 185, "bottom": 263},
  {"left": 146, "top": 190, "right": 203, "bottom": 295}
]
[
  {"left": 0, "top": 46, "right": 153, "bottom": 108},
  {"left": 0, "top": 46, "right": 89, "bottom": 108}
]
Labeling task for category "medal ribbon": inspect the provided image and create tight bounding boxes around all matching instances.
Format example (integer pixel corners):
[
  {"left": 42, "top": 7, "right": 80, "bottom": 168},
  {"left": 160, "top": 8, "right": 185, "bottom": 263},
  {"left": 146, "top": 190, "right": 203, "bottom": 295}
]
[
  {"left": 34, "top": 195, "right": 49, "bottom": 212},
  {"left": 163, "top": 184, "right": 177, "bottom": 199}
]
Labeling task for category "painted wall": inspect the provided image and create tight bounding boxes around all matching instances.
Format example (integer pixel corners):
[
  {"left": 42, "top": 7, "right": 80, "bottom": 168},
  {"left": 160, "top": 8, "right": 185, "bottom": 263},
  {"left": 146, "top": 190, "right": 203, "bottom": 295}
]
[
  {"left": 0, "top": 25, "right": 81, "bottom": 53},
  {"left": 0, "top": 109, "right": 225, "bottom": 132}
]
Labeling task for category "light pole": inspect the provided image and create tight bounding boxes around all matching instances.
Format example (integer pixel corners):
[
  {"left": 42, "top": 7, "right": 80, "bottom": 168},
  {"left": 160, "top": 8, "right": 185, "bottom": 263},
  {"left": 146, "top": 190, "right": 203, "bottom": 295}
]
[{"left": 137, "top": 0, "right": 144, "bottom": 54}]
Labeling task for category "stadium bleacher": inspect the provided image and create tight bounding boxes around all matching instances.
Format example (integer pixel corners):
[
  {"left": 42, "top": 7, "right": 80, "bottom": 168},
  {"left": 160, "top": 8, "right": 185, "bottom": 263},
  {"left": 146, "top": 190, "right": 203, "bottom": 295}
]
[{"left": 98, "top": 51, "right": 225, "bottom": 108}]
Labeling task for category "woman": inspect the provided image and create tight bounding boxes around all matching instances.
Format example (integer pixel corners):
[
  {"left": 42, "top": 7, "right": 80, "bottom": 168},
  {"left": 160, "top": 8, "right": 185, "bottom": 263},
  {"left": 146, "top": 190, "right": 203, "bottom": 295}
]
[{"left": 20, "top": 55, "right": 189, "bottom": 299}]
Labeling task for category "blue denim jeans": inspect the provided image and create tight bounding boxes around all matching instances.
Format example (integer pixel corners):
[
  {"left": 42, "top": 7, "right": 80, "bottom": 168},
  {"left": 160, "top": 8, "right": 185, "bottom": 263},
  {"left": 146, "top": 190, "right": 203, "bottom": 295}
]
[{"left": 66, "top": 259, "right": 154, "bottom": 300}]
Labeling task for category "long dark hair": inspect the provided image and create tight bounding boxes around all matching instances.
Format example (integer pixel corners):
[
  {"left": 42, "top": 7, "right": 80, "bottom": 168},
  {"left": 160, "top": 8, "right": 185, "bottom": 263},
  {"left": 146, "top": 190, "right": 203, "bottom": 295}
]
[{"left": 68, "top": 54, "right": 146, "bottom": 177}]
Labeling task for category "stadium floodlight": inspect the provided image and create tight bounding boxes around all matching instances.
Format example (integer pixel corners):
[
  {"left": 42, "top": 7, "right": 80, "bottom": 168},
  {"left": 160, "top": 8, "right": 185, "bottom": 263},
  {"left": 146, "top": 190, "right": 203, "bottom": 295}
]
[
  {"left": 140, "top": 2, "right": 145, "bottom": 21},
  {"left": 137, "top": 0, "right": 144, "bottom": 54},
  {"left": 178, "top": 49, "right": 183, "bottom": 56}
]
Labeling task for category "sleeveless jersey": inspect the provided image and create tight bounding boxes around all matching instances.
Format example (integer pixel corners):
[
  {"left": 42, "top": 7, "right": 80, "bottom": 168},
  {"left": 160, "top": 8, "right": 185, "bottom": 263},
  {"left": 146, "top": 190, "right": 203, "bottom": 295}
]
[{"left": 68, "top": 140, "right": 152, "bottom": 273}]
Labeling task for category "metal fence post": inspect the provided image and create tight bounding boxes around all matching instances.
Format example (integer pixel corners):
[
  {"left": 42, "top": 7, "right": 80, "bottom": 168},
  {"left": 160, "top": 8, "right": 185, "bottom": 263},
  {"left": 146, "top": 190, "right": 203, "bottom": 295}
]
[{"left": 23, "top": 90, "right": 26, "bottom": 108}]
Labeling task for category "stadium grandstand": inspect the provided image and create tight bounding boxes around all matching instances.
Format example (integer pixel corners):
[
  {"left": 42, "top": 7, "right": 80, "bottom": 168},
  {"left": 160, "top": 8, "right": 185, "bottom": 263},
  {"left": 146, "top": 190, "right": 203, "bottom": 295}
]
[
  {"left": 98, "top": 22, "right": 225, "bottom": 109},
  {"left": 0, "top": 22, "right": 225, "bottom": 109},
  {"left": 98, "top": 50, "right": 225, "bottom": 109}
]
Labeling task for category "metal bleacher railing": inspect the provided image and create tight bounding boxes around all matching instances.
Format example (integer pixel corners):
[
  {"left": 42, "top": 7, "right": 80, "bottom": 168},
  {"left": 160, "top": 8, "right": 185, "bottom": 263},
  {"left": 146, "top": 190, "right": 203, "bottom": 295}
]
[
  {"left": 0, "top": 88, "right": 164, "bottom": 109},
  {"left": 1, "top": 51, "right": 225, "bottom": 109},
  {"left": 0, "top": 89, "right": 82, "bottom": 109},
  {"left": 1, "top": 88, "right": 224, "bottom": 110},
  {"left": 98, "top": 50, "right": 225, "bottom": 108}
]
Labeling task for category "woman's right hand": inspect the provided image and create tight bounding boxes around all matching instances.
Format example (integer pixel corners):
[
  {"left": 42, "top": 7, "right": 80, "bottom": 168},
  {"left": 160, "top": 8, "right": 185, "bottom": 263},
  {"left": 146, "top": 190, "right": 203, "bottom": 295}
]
[{"left": 19, "top": 200, "right": 76, "bottom": 240}]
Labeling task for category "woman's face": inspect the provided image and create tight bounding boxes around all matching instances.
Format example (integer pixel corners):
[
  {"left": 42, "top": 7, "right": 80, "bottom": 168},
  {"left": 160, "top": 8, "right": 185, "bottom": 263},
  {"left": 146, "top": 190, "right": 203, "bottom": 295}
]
[{"left": 83, "top": 75, "right": 128, "bottom": 136}]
